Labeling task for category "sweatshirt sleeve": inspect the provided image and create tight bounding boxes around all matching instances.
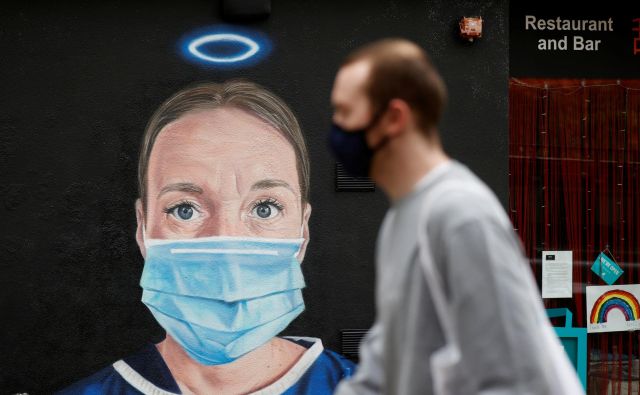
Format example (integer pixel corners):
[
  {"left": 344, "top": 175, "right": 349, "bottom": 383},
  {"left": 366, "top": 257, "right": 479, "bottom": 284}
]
[{"left": 441, "top": 216, "right": 555, "bottom": 394}]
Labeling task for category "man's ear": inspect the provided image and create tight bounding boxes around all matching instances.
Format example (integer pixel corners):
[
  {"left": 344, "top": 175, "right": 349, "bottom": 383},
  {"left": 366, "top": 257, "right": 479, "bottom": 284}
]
[
  {"left": 297, "top": 203, "right": 312, "bottom": 263},
  {"left": 135, "top": 199, "right": 146, "bottom": 259},
  {"left": 384, "top": 98, "right": 411, "bottom": 138}
]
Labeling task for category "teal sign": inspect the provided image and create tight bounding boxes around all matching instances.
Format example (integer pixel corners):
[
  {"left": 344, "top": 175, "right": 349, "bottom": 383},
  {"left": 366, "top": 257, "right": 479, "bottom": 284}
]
[{"left": 591, "top": 252, "right": 623, "bottom": 285}]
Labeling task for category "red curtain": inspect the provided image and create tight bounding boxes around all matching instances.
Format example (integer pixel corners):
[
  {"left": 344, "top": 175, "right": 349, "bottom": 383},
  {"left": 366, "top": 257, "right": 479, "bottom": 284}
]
[{"left": 509, "top": 79, "right": 640, "bottom": 394}]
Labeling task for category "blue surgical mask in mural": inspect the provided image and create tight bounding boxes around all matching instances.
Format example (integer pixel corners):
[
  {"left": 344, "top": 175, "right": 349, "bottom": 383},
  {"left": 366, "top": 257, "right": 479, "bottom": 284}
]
[
  {"left": 140, "top": 233, "right": 306, "bottom": 365},
  {"left": 329, "top": 106, "right": 389, "bottom": 178}
]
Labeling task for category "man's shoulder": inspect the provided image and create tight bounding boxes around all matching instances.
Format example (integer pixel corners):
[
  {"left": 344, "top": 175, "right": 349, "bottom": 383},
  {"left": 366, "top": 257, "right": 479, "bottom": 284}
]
[{"left": 424, "top": 167, "right": 503, "bottom": 228}]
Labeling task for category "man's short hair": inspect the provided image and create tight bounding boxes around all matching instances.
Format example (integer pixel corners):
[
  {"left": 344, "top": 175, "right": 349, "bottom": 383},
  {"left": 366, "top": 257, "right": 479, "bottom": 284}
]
[
  {"left": 343, "top": 38, "right": 447, "bottom": 135},
  {"left": 138, "top": 80, "right": 310, "bottom": 207}
]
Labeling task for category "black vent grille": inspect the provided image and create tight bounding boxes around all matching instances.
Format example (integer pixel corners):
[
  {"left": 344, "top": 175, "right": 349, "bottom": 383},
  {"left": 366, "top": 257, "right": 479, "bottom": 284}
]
[
  {"left": 340, "top": 329, "right": 368, "bottom": 361},
  {"left": 335, "top": 163, "right": 376, "bottom": 192}
]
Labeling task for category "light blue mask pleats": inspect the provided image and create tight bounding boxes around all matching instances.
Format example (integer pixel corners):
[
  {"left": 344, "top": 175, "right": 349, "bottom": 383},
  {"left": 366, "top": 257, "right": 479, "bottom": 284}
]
[
  {"left": 141, "top": 238, "right": 305, "bottom": 301},
  {"left": 146, "top": 302, "right": 305, "bottom": 365},
  {"left": 141, "top": 288, "right": 304, "bottom": 331},
  {"left": 139, "top": 236, "right": 306, "bottom": 365}
]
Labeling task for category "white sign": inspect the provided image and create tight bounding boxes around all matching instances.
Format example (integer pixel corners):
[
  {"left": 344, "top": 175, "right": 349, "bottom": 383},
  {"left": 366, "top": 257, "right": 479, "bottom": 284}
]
[
  {"left": 542, "top": 251, "right": 573, "bottom": 299},
  {"left": 524, "top": 15, "right": 614, "bottom": 52},
  {"left": 587, "top": 284, "right": 640, "bottom": 333}
]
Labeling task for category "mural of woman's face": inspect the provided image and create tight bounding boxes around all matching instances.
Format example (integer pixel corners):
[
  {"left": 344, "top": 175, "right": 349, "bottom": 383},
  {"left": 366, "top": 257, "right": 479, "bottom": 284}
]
[{"left": 136, "top": 107, "right": 311, "bottom": 259}]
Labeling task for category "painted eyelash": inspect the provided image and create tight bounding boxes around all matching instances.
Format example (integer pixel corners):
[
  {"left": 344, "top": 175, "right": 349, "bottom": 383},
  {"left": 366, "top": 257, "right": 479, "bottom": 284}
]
[
  {"left": 163, "top": 200, "right": 202, "bottom": 214},
  {"left": 252, "top": 197, "right": 284, "bottom": 211}
]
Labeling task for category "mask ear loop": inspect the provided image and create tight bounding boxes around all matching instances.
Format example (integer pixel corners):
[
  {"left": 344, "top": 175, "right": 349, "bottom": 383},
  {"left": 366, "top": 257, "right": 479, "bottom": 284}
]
[
  {"left": 142, "top": 224, "right": 149, "bottom": 248},
  {"left": 294, "top": 221, "right": 306, "bottom": 260},
  {"left": 363, "top": 102, "right": 392, "bottom": 152}
]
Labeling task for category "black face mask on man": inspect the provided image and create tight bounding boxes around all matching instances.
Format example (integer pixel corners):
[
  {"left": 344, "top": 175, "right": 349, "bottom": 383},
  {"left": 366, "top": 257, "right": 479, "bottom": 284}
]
[{"left": 328, "top": 105, "right": 389, "bottom": 178}]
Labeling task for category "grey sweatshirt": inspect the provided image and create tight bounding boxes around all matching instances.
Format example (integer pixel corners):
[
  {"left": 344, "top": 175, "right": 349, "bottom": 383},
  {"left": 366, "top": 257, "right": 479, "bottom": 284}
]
[{"left": 335, "top": 161, "right": 559, "bottom": 395}]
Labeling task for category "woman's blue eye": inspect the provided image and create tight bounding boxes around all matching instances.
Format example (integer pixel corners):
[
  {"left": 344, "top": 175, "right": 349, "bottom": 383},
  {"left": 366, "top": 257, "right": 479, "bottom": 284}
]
[
  {"left": 252, "top": 201, "right": 281, "bottom": 219},
  {"left": 256, "top": 204, "right": 272, "bottom": 219},
  {"left": 173, "top": 204, "right": 194, "bottom": 220}
]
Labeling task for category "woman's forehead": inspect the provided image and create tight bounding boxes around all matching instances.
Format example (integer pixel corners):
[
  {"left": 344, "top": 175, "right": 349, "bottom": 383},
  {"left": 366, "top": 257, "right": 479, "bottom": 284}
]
[
  {"left": 147, "top": 108, "right": 300, "bottom": 193},
  {"left": 162, "top": 107, "right": 287, "bottom": 142}
]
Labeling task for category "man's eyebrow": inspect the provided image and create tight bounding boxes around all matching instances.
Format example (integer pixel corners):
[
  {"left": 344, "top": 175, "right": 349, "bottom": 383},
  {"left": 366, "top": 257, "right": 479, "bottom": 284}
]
[
  {"left": 251, "top": 179, "right": 295, "bottom": 193},
  {"left": 157, "top": 182, "right": 203, "bottom": 198}
]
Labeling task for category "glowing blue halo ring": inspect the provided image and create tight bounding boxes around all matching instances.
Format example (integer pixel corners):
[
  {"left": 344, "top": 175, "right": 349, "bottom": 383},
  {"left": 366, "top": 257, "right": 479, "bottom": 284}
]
[{"left": 187, "top": 33, "right": 260, "bottom": 63}]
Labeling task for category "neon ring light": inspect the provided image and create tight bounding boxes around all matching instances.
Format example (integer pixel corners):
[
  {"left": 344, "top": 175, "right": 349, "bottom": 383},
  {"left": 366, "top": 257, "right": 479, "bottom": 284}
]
[{"left": 187, "top": 33, "right": 260, "bottom": 64}]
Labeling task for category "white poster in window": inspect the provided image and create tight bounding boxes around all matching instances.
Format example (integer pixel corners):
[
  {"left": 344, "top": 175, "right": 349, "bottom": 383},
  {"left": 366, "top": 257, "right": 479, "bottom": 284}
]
[{"left": 542, "top": 251, "right": 573, "bottom": 299}]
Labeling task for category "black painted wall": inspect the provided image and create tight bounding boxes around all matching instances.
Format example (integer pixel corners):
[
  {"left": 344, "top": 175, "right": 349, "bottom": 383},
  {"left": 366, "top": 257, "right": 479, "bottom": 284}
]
[{"left": 0, "top": 1, "right": 508, "bottom": 392}]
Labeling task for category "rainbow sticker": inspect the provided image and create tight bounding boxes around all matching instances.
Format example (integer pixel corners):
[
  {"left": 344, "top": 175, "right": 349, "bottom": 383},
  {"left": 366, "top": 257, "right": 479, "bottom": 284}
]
[
  {"left": 587, "top": 285, "right": 640, "bottom": 333},
  {"left": 590, "top": 290, "right": 640, "bottom": 323}
]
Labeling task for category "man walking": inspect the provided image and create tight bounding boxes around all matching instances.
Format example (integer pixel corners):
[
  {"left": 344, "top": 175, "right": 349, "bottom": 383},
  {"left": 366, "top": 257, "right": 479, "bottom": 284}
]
[{"left": 329, "top": 39, "right": 583, "bottom": 395}]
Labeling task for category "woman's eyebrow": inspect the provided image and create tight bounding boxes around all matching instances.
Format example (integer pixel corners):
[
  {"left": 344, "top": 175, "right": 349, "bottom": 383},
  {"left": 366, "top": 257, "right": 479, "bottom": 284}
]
[
  {"left": 157, "top": 182, "right": 203, "bottom": 198},
  {"left": 251, "top": 179, "right": 295, "bottom": 193}
]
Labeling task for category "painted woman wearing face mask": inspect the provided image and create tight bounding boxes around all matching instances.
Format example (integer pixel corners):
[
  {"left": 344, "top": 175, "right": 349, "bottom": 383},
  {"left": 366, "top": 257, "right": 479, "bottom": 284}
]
[{"left": 57, "top": 80, "right": 355, "bottom": 395}]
